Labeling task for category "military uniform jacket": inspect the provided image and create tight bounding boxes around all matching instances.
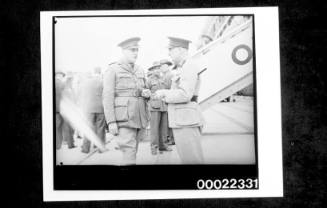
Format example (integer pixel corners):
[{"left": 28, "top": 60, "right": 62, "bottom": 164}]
[
  {"left": 55, "top": 78, "right": 65, "bottom": 113},
  {"left": 103, "top": 62, "right": 149, "bottom": 129},
  {"left": 146, "top": 71, "right": 172, "bottom": 112},
  {"left": 161, "top": 59, "right": 205, "bottom": 129},
  {"left": 62, "top": 78, "right": 77, "bottom": 104}
]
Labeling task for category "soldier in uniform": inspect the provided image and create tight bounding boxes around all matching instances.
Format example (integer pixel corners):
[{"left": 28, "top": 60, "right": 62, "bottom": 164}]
[
  {"left": 55, "top": 70, "right": 65, "bottom": 149},
  {"left": 103, "top": 37, "right": 151, "bottom": 165},
  {"left": 159, "top": 59, "right": 175, "bottom": 145},
  {"left": 60, "top": 72, "right": 77, "bottom": 149},
  {"left": 146, "top": 61, "right": 172, "bottom": 155},
  {"left": 154, "top": 37, "right": 205, "bottom": 164},
  {"left": 196, "top": 33, "right": 213, "bottom": 50},
  {"left": 79, "top": 67, "right": 107, "bottom": 153}
]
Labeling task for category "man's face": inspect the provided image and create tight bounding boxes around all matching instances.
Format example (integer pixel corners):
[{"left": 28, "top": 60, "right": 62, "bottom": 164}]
[
  {"left": 55, "top": 73, "right": 65, "bottom": 80},
  {"left": 151, "top": 67, "right": 160, "bottom": 76},
  {"left": 160, "top": 64, "right": 170, "bottom": 73},
  {"left": 93, "top": 67, "right": 101, "bottom": 75},
  {"left": 202, "top": 36, "right": 212, "bottom": 45},
  {"left": 122, "top": 47, "right": 139, "bottom": 64},
  {"left": 196, "top": 36, "right": 212, "bottom": 49},
  {"left": 168, "top": 47, "right": 182, "bottom": 65}
]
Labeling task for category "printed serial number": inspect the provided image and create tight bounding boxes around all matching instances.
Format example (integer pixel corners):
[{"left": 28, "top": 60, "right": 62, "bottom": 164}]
[{"left": 197, "top": 178, "right": 258, "bottom": 190}]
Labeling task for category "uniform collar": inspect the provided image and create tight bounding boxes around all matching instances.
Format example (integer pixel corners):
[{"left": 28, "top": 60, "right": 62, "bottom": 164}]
[
  {"left": 119, "top": 59, "right": 136, "bottom": 73},
  {"left": 178, "top": 59, "right": 186, "bottom": 67},
  {"left": 172, "top": 59, "right": 186, "bottom": 71}
]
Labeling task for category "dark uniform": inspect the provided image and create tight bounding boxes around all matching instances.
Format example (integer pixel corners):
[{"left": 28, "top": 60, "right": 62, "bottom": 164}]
[
  {"left": 55, "top": 74, "right": 65, "bottom": 149},
  {"left": 146, "top": 63, "right": 172, "bottom": 154},
  {"left": 57, "top": 74, "right": 76, "bottom": 149},
  {"left": 159, "top": 59, "right": 175, "bottom": 145}
]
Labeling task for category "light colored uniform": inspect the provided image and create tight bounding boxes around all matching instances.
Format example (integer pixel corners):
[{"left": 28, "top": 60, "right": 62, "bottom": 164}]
[
  {"left": 160, "top": 59, "right": 205, "bottom": 164},
  {"left": 103, "top": 61, "right": 149, "bottom": 165}
]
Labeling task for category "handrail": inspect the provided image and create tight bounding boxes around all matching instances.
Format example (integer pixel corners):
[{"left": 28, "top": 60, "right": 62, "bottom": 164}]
[
  {"left": 192, "top": 19, "right": 253, "bottom": 58},
  {"left": 215, "top": 16, "right": 233, "bottom": 39}
]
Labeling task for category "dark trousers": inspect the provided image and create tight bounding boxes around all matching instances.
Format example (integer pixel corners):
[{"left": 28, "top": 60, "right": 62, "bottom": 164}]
[
  {"left": 81, "top": 113, "right": 106, "bottom": 153},
  {"left": 168, "top": 128, "right": 175, "bottom": 143},
  {"left": 150, "top": 111, "right": 168, "bottom": 149},
  {"left": 56, "top": 112, "right": 75, "bottom": 149}
]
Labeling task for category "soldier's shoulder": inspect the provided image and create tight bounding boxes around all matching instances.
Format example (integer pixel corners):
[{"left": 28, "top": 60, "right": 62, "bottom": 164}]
[
  {"left": 105, "top": 62, "right": 121, "bottom": 73},
  {"left": 184, "top": 59, "right": 198, "bottom": 67},
  {"left": 183, "top": 59, "right": 200, "bottom": 73},
  {"left": 108, "top": 62, "right": 121, "bottom": 68}
]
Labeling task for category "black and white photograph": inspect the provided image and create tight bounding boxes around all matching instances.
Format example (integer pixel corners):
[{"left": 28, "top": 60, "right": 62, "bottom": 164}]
[
  {"left": 54, "top": 15, "right": 255, "bottom": 166},
  {"left": 41, "top": 7, "right": 282, "bottom": 200}
]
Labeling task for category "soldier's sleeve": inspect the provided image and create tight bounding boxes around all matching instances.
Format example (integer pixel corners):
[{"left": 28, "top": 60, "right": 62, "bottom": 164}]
[
  {"left": 140, "top": 67, "right": 149, "bottom": 90},
  {"left": 102, "top": 65, "right": 116, "bottom": 124},
  {"left": 163, "top": 61, "right": 198, "bottom": 103},
  {"left": 165, "top": 72, "right": 173, "bottom": 88},
  {"left": 145, "top": 77, "right": 152, "bottom": 89}
]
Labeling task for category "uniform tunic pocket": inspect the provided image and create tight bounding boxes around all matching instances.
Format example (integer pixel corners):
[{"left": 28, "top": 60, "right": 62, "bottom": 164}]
[
  {"left": 114, "top": 97, "right": 129, "bottom": 122},
  {"left": 116, "top": 74, "right": 134, "bottom": 89},
  {"left": 174, "top": 104, "right": 202, "bottom": 127},
  {"left": 150, "top": 99, "right": 162, "bottom": 109}
]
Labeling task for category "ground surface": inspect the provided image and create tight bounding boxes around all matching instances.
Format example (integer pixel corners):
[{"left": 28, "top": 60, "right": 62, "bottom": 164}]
[{"left": 57, "top": 98, "right": 255, "bottom": 165}]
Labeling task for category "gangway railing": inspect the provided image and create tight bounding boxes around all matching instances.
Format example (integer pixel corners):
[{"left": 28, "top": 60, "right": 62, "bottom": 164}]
[
  {"left": 191, "top": 19, "right": 253, "bottom": 111},
  {"left": 215, "top": 16, "right": 233, "bottom": 39},
  {"left": 199, "top": 71, "right": 253, "bottom": 111}
]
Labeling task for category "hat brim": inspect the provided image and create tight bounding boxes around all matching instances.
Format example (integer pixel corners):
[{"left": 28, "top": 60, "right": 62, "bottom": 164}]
[
  {"left": 55, "top": 72, "right": 65, "bottom": 76},
  {"left": 124, "top": 45, "right": 139, "bottom": 49},
  {"left": 118, "top": 37, "right": 141, "bottom": 49},
  {"left": 161, "top": 61, "right": 173, "bottom": 66},
  {"left": 201, "top": 34, "right": 213, "bottom": 41},
  {"left": 148, "top": 65, "right": 160, "bottom": 71}
]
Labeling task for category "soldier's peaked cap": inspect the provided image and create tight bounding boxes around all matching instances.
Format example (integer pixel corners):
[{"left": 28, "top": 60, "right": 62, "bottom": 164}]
[
  {"left": 55, "top": 70, "right": 65, "bottom": 76},
  {"left": 118, "top": 37, "right": 141, "bottom": 49},
  {"left": 148, "top": 61, "right": 161, "bottom": 71},
  {"left": 160, "top": 59, "right": 173, "bottom": 66},
  {"left": 168, "top": 36, "right": 191, "bottom": 49}
]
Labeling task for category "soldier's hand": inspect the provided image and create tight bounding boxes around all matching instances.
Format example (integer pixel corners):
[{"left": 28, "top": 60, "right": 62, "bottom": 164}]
[
  {"left": 108, "top": 122, "right": 118, "bottom": 135},
  {"left": 153, "top": 90, "right": 166, "bottom": 100},
  {"left": 141, "top": 89, "right": 151, "bottom": 98}
]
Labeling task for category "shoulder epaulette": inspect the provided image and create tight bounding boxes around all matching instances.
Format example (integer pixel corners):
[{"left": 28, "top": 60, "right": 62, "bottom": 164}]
[{"left": 108, "top": 62, "right": 118, "bottom": 66}]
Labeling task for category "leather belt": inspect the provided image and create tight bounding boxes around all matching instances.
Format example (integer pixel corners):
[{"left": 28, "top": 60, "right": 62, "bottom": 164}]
[{"left": 115, "top": 90, "right": 142, "bottom": 97}]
